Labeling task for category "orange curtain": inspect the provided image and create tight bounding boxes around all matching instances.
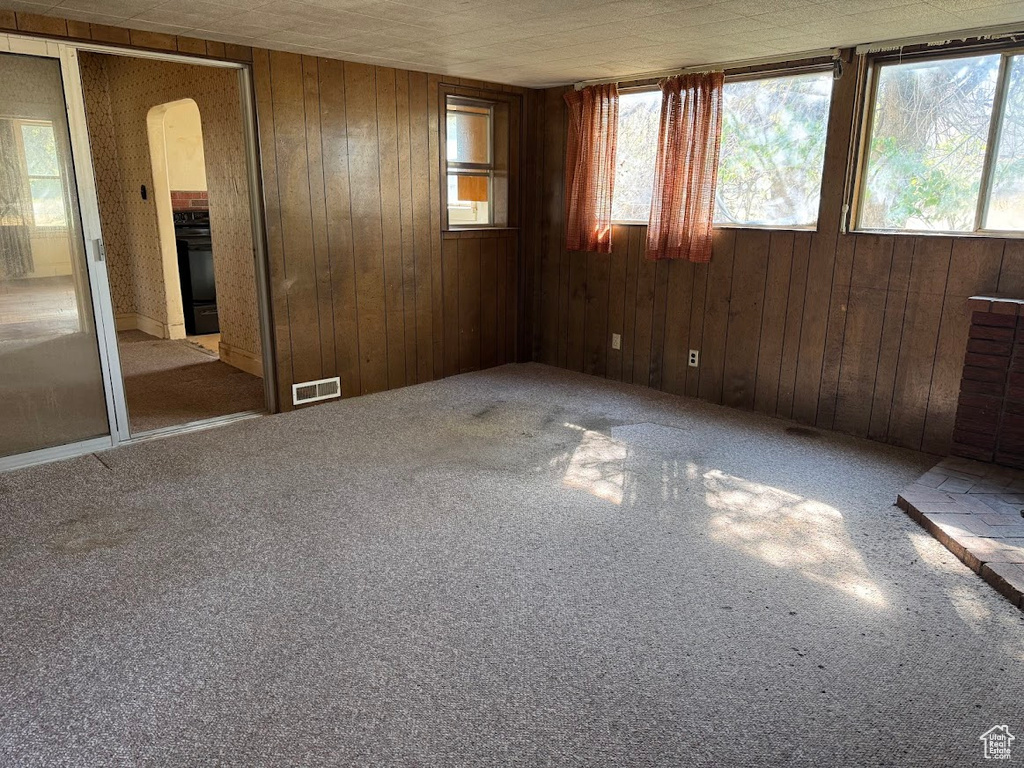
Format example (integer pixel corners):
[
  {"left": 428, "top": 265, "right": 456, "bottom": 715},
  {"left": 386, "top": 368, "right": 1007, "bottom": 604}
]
[
  {"left": 646, "top": 72, "right": 724, "bottom": 262},
  {"left": 563, "top": 83, "right": 618, "bottom": 253}
]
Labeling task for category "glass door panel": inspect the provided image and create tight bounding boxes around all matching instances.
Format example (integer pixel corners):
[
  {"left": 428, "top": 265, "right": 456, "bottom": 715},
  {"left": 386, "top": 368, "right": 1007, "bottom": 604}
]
[{"left": 0, "top": 51, "right": 109, "bottom": 458}]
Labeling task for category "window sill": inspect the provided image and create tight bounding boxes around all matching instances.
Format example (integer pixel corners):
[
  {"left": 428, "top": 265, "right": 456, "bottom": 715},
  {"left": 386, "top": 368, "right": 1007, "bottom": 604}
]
[
  {"left": 442, "top": 226, "right": 518, "bottom": 239},
  {"left": 850, "top": 227, "right": 1024, "bottom": 240},
  {"left": 611, "top": 220, "right": 818, "bottom": 233}
]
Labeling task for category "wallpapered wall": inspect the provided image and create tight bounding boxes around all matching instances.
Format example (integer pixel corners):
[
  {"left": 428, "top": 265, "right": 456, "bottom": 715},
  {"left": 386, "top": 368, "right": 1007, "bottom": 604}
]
[{"left": 78, "top": 52, "right": 260, "bottom": 365}]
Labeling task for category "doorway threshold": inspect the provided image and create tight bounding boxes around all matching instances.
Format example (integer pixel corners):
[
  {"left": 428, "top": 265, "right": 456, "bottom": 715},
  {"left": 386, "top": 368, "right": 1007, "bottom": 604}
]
[{"left": 126, "top": 410, "right": 265, "bottom": 444}]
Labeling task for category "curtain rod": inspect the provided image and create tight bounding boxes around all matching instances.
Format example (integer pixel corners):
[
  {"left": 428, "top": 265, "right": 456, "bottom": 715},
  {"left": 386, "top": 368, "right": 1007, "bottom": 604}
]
[
  {"left": 854, "top": 22, "right": 1024, "bottom": 54},
  {"left": 573, "top": 48, "right": 838, "bottom": 90}
]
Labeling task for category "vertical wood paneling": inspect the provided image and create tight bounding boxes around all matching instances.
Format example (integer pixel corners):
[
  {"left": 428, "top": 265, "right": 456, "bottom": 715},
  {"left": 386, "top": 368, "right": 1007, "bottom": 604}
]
[
  {"left": 538, "top": 86, "right": 565, "bottom": 366},
  {"left": 605, "top": 225, "right": 628, "bottom": 382},
  {"left": 776, "top": 233, "right": 811, "bottom": 419},
  {"left": 301, "top": 55, "right": 335, "bottom": 378},
  {"left": 458, "top": 238, "right": 482, "bottom": 373},
  {"left": 698, "top": 229, "right": 736, "bottom": 403},
  {"left": 344, "top": 63, "right": 389, "bottom": 394},
  {"left": 661, "top": 258, "right": 694, "bottom": 396},
  {"left": 376, "top": 67, "right": 407, "bottom": 391},
  {"left": 395, "top": 70, "right": 418, "bottom": 384},
  {"left": 649, "top": 259, "right": 670, "bottom": 389},
  {"left": 921, "top": 239, "right": 1005, "bottom": 453},
  {"left": 408, "top": 71, "right": 434, "bottom": 384},
  {"left": 632, "top": 238, "right": 657, "bottom": 387},
  {"left": 567, "top": 248, "right": 588, "bottom": 372},
  {"left": 442, "top": 237, "right": 460, "bottom": 377},
  {"left": 832, "top": 234, "right": 894, "bottom": 436},
  {"left": 723, "top": 229, "right": 769, "bottom": 409},
  {"left": 753, "top": 231, "right": 794, "bottom": 415},
  {"left": 685, "top": 263, "right": 708, "bottom": 398},
  {"left": 620, "top": 227, "right": 640, "bottom": 384},
  {"left": 480, "top": 238, "right": 498, "bottom": 370},
  {"left": 887, "top": 237, "right": 952, "bottom": 449},
  {"left": 530, "top": 63, "right": 1022, "bottom": 455},
  {"left": 318, "top": 58, "right": 361, "bottom": 399},
  {"left": 867, "top": 236, "right": 914, "bottom": 441},
  {"left": 427, "top": 74, "right": 445, "bottom": 378},
  {"left": 269, "top": 51, "right": 321, "bottom": 385},
  {"left": 583, "top": 250, "right": 610, "bottom": 377},
  {"left": 815, "top": 234, "right": 856, "bottom": 429}
]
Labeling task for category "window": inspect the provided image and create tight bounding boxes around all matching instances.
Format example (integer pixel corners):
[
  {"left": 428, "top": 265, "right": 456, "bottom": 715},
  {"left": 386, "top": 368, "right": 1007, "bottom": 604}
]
[
  {"left": 610, "top": 71, "right": 833, "bottom": 228},
  {"left": 856, "top": 50, "right": 1024, "bottom": 234},
  {"left": 716, "top": 71, "right": 832, "bottom": 227},
  {"left": 611, "top": 89, "right": 660, "bottom": 223},
  {"left": 17, "top": 120, "right": 67, "bottom": 228},
  {"left": 446, "top": 97, "right": 495, "bottom": 227}
]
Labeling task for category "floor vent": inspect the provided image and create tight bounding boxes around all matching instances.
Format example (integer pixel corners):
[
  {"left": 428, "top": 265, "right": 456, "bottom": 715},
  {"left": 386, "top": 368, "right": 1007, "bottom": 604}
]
[{"left": 292, "top": 376, "right": 341, "bottom": 406}]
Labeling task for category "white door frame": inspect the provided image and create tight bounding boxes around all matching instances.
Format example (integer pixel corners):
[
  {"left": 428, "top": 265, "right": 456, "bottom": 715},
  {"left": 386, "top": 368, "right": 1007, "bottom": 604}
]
[{"left": 0, "top": 32, "right": 276, "bottom": 473}]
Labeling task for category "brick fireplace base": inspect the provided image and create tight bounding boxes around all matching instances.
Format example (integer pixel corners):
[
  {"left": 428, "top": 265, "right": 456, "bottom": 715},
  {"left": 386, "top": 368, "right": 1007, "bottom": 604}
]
[{"left": 898, "top": 457, "right": 1024, "bottom": 610}]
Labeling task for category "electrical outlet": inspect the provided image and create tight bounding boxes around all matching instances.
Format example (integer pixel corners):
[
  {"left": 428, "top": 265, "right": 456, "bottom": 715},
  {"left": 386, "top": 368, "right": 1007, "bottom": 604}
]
[
  {"left": 688, "top": 349, "right": 699, "bottom": 367},
  {"left": 611, "top": 333, "right": 621, "bottom": 350}
]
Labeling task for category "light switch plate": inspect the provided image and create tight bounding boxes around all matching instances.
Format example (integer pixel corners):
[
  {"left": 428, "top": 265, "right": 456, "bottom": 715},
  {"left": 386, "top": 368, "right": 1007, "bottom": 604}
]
[
  {"left": 688, "top": 349, "right": 699, "bottom": 367},
  {"left": 611, "top": 333, "right": 621, "bottom": 350}
]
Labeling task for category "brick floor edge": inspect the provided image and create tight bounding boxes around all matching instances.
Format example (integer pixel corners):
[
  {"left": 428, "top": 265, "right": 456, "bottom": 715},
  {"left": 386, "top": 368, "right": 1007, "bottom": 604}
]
[{"left": 897, "top": 456, "right": 1024, "bottom": 610}]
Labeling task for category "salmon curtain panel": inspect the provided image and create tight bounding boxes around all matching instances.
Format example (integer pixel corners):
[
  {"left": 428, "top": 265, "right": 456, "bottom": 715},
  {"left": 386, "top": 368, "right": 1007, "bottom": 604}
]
[
  {"left": 646, "top": 72, "right": 724, "bottom": 262},
  {"left": 563, "top": 83, "right": 619, "bottom": 253}
]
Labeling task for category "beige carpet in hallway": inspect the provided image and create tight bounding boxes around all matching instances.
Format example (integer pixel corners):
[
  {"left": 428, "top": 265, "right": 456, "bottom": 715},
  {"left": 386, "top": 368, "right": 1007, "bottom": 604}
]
[{"left": 117, "top": 330, "right": 264, "bottom": 433}]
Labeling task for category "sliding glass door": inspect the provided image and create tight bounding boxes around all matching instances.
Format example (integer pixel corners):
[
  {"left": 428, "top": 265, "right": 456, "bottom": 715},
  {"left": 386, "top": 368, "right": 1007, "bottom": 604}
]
[{"left": 0, "top": 48, "right": 110, "bottom": 459}]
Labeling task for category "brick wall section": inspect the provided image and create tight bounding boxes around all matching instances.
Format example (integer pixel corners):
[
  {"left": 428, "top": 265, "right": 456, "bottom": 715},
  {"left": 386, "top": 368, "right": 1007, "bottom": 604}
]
[
  {"left": 170, "top": 190, "right": 208, "bottom": 211},
  {"left": 952, "top": 298, "right": 1024, "bottom": 467}
]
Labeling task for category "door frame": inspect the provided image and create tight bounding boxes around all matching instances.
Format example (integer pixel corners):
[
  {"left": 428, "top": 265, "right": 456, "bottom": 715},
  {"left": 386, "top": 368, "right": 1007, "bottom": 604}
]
[{"left": 0, "top": 32, "right": 277, "bottom": 473}]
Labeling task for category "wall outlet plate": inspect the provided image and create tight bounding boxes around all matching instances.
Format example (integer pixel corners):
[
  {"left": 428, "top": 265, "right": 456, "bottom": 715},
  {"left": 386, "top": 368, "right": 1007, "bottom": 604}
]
[
  {"left": 611, "top": 333, "right": 621, "bottom": 350},
  {"left": 688, "top": 349, "right": 699, "bottom": 367}
]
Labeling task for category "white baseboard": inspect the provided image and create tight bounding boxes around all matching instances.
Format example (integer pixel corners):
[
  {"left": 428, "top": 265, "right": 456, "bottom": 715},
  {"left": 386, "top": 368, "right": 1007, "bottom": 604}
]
[
  {"left": 219, "top": 341, "right": 263, "bottom": 378},
  {"left": 115, "top": 313, "right": 182, "bottom": 340}
]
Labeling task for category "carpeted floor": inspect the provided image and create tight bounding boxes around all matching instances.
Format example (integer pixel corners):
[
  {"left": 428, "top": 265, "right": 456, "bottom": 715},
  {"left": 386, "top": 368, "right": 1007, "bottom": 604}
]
[
  {"left": 118, "top": 330, "right": 265, "bottom": 433},
  {"left": 1, "top": 363, "right": 1023, "bottom": 766}
]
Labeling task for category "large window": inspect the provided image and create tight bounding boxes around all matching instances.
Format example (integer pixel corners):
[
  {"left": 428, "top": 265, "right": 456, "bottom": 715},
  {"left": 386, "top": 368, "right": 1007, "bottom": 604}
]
[
  {"left": 610, "top": 70, "right": 833, "bottom": 228},
  {"left": 716, "top": 71, "right": 832, "bottom": 227},
  {"left": 611, "top": 89, "right": 660, "bottom": 224},
  {"left": 856, "top": 50, "right": 1024, "bottom": 234}
]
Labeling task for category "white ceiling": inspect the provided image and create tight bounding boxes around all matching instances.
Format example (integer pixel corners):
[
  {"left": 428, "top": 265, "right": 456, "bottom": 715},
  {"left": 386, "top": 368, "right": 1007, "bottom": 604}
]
[{"left": 2, "top": 0, "right": 1023, "bottom": 86}]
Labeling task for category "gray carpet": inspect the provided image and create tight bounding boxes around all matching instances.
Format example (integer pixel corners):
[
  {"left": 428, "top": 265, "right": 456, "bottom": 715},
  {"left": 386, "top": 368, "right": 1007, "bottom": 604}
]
[
  {"left": 1, "top": 363, "right": 1022, "bottom": 767},
  {"left": 118, "top": 330, "right": 265, "bottom": 433}
]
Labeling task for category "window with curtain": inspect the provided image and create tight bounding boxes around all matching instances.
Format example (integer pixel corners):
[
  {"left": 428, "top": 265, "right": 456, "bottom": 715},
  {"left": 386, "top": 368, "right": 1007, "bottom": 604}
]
[
  {"left": 610, "top": 70, "right": 832, "bottom": 229},
  {"left": 855, "top": 50, "right": 1023, "bottom": 234}
]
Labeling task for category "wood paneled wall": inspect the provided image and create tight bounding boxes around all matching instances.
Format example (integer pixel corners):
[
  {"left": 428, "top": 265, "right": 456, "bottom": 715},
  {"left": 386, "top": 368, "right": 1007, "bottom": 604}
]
[
  {"left": 529, "top": 67, "right": 1024, "bottom": 456},
  {"left": 0, "top": 12, "right": 527, "bottom": 412},
  {"left": 253, "top": 53, "right": 525, "bottom": 409}
]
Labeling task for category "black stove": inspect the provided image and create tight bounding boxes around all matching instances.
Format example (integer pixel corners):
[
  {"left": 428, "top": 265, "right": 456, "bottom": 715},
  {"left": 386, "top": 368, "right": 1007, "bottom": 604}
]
[{"left": 174, "top": 209, "right": 219, "bottom": 335}]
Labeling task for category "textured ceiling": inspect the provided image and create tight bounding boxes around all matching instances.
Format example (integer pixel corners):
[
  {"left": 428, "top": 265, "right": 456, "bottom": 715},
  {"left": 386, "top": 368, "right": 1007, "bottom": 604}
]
[{"left": 2, "top": 0, "right": 1023, "bottom": 86}]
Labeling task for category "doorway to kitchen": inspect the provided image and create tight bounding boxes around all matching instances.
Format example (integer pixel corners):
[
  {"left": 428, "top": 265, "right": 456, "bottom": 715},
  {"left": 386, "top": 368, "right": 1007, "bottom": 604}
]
[
  {"left": 0, "top": 33, "right": 274, "bottom": 472},
  {"left": 78, "top": 49, "right": 270, "bottom": 437}
]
